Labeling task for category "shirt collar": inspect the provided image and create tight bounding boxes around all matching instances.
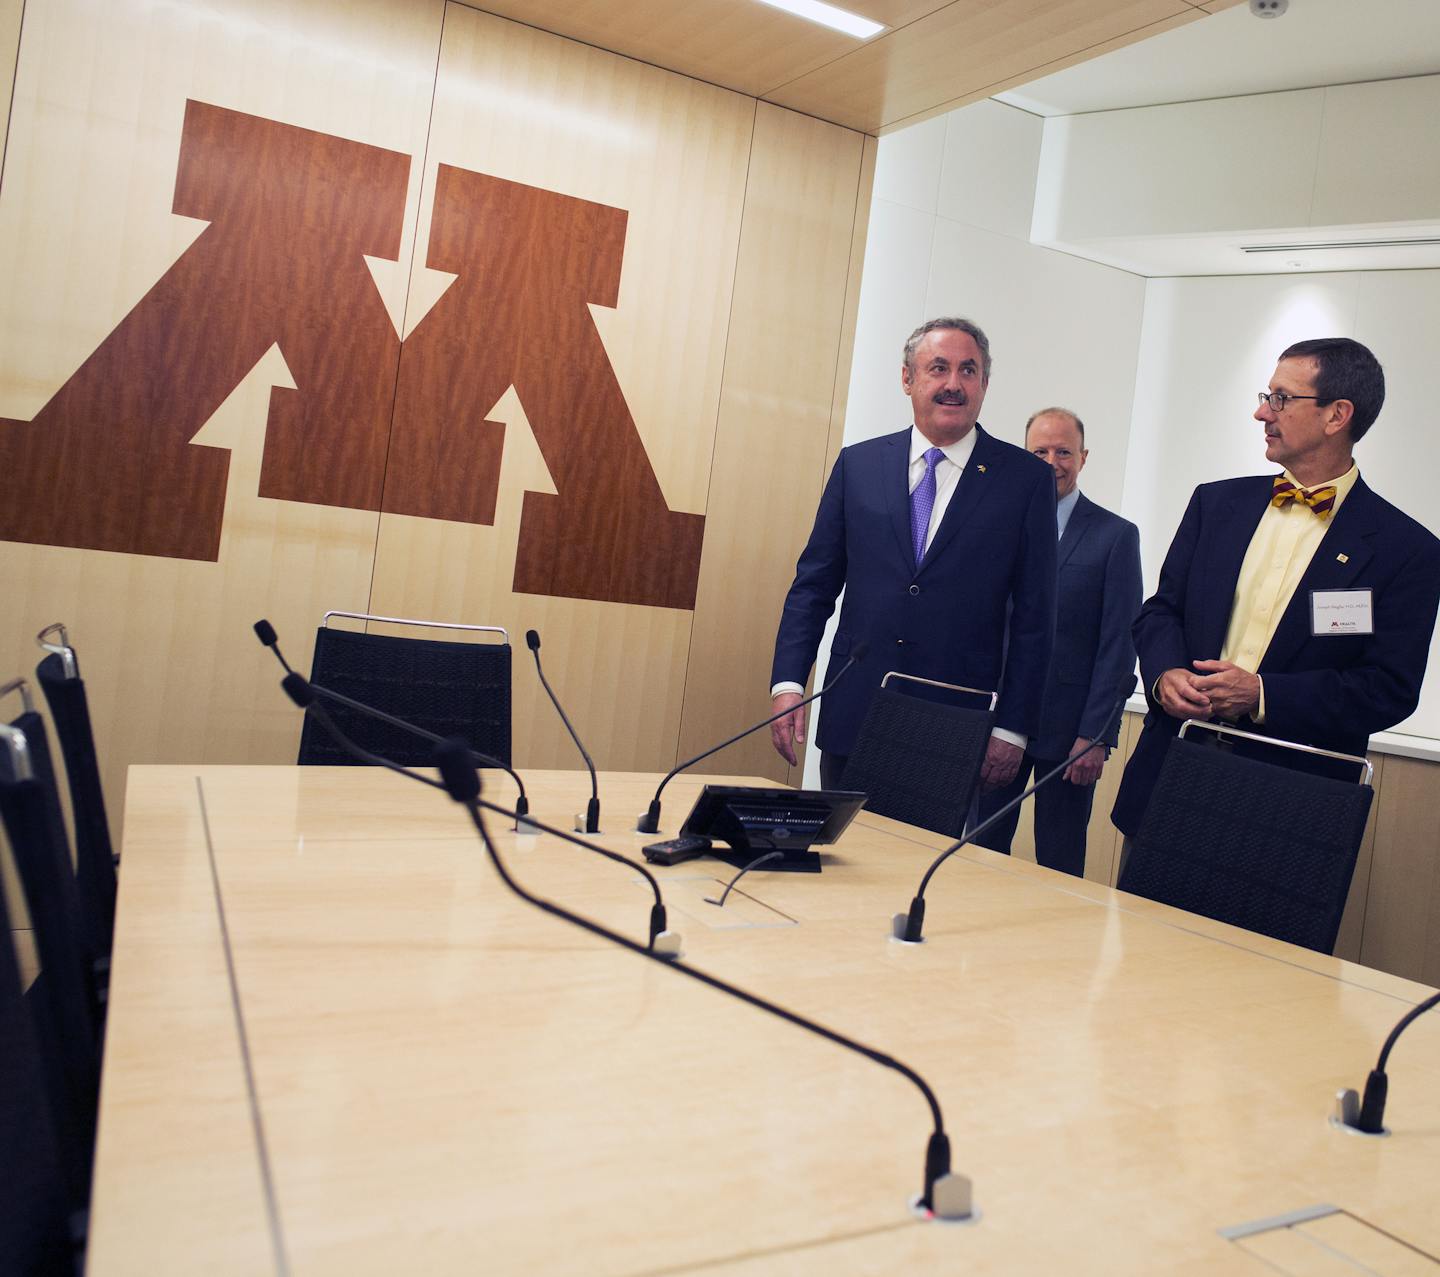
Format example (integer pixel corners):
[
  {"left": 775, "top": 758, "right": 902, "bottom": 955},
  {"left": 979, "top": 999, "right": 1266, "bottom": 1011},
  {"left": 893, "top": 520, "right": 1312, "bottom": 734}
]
[
  {"left": 1056, "top": 486, "right": 1081, "bottom": 529},
  {"left": 1281, "top": 463, "right": 1360, "bottom": 513},
  {"left": 909, "top": 424, "right": 978, "bottom": 470}
]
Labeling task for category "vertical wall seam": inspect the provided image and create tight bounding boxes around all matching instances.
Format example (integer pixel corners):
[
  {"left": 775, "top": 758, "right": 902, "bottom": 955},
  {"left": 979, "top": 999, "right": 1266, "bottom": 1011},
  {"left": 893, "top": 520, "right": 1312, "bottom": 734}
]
[
  {"left": 0, "top": 0, "right": 28, "bottom": 205},
  {"left": 1304, "top": 85, "right": 1327, "bottom": 232},
  {"left": 797, "top": 128, "right": 873, "bottom": 785},
  {"left": 365, "top": 0, "right": 450, "bottom": 624},
  {"left": 670, "top": 95, "right": 760, "bottom": 772}
]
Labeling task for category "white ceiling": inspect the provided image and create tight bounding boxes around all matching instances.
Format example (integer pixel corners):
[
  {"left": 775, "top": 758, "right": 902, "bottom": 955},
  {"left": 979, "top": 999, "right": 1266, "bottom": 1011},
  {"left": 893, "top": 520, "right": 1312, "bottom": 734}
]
[
  {"left": 995, "top": 0, "right": 1440, "bottom": 117},
  {"left": 986, "top": 0, "right": 1440, "bottom": 277}
]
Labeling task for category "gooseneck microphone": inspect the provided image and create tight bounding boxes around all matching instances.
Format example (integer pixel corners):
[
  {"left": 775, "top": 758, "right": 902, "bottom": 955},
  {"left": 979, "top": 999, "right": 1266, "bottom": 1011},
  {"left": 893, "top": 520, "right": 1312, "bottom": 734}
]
[
  {"left": 704, "top": 851, "right": 782, "bottom": 908},
  {"left": 1335, "top": 990, "right": 1440, "bottom": 1134},
  {"left": 892, "top": 679, "right": 1137, "bottom": 944},
  {"left": 434, "top": 737, "right": 972, "bottom": 1220},
  {"left": 252, "top": 619, "right": 531, "bottom": 822},
  {"left": 525, "top": 630, "right": 600, "bottom": 834},
  {"left": 273, "top": 670, "right": 679, "bottom": 957},
  {"left": 637, "top": 642, "right": 871, "bottom": 835}
]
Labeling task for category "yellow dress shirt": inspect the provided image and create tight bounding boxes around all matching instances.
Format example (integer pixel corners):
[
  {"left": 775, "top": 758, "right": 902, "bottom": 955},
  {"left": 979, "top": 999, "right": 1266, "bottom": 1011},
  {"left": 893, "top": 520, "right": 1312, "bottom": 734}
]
[{"left": 1220, "top": 464, "right": 1360, "bottom": 720}]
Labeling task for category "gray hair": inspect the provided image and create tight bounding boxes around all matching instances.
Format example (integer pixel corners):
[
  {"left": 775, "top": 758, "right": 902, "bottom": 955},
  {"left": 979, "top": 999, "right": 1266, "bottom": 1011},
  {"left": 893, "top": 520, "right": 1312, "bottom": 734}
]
[
  {"left": 903, "top": 317, "right": 992, "bottom": 382},
  {"left": 1025, "top": 407, "right": 1086, "bottom": 445}
]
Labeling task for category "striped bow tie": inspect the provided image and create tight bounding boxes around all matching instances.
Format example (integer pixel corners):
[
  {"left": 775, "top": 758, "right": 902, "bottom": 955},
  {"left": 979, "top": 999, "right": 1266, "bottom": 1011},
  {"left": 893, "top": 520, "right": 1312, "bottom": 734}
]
[{"left": 1271, "top": 475, "right": 1337, "bottom": 520}]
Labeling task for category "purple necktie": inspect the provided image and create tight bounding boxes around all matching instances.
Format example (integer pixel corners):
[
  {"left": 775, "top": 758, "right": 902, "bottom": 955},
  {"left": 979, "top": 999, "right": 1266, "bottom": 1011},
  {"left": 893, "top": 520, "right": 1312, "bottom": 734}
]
[{"left": 910, "top": 446, "right": 945, "bottom": 567}]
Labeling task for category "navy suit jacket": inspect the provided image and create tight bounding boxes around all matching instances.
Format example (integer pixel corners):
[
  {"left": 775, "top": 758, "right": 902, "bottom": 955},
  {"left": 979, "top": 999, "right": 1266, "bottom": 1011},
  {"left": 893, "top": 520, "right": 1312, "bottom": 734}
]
[
  {"left": 1032, "top": 493, "right": 1142, "bottom": 761},
  {"left": 771, "top": 424, "right": 1057, "bottom": 757},
  {"left": 1112, "top": 474, "right": 1440, "bottom": 835}
]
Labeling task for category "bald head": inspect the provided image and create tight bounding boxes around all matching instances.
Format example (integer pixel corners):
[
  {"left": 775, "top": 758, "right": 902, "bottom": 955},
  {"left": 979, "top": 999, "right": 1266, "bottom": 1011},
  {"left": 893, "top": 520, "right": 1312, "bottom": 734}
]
[{"left": 1025, "top": 408, "right": 1087, "bottom": 499}]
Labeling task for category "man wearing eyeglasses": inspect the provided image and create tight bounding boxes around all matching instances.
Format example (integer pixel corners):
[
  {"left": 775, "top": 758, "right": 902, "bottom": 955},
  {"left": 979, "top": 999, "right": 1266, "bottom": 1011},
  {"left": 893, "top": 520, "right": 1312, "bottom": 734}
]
[
  {"left": 1112, "top": 337, "right": 1440, "bottom": 841},
  {"left": 973, "top": 408, "right": 1141, "bottom": 878}
]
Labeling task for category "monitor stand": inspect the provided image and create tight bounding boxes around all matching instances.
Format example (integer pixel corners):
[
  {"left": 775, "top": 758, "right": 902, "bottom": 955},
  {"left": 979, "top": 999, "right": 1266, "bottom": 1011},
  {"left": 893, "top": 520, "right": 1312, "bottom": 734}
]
[{"left": 711, "top": 846, "right": 822, "bottom": 874}]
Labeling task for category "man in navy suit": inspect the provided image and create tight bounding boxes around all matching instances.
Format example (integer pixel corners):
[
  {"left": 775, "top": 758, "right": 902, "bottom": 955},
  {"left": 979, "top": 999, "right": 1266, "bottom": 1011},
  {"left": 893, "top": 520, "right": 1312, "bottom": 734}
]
[
  {"left": 769, "top": 317, "right": 1057, "bottom": 792},
  {"left": 973, "top": 409, "right": 1142, "bottom": 877},
  {"left": 1112, "top": 337, "right": 1440, "bottom": 841}
]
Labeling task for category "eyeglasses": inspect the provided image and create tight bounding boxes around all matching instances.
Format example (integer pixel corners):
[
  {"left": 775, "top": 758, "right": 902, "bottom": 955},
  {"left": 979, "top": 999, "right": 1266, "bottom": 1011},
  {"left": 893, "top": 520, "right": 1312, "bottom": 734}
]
[{"left": 1258, "top": 391, "right": 1329, "bottom": 411}]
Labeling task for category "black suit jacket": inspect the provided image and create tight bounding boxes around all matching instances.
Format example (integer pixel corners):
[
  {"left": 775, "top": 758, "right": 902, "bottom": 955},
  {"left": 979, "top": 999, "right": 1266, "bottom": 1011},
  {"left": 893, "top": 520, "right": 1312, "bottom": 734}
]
[
  {"left": 1032, "top": 493, "right": 1143, "bottom": 760},
  {"left": 771, "top": 425, "right": 1057, "bottom": 756},
  {"left": 1112, "top": 474, "right": 1440, "bottom": 834}
]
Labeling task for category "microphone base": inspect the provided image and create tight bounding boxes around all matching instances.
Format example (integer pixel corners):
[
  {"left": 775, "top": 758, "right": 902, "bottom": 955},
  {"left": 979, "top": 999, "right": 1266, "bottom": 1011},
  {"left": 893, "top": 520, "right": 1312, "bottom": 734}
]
[
  {"left": 636, "top": 814, "right": 662, "bottom": 835},
  {"left": 514, "top": 817, "right": 543, "bottom": 836},
  {"left": 652, "top": 930, "right": 683, "bottom": 961},
  {"left": 577, "top": 796, "right": 602, "bottom": 835},
  {"left": 908, "top": 1176, "right": 978, "bottom": 1224},
  {"left": 889, "top": 913, "right": 926, "bottom": 944},
  {"left": 1331, "top": 1089, "right": 1390, "bottom": 1137}
]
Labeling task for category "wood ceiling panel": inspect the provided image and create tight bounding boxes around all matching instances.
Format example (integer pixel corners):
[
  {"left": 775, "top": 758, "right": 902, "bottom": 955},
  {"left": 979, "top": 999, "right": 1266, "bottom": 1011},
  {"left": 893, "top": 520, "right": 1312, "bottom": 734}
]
[
  {"left": 462, "top": 0, "right": 949, "bottom": 100},
  {"left": 471, "top": 0, "right": 1227, "bottom": 134},
  {"left": 765, "top": 0, "right": 1199, "bottom": 133},
  {"left": 879, "top": 7, "right": 1205, "bottom": 133}
]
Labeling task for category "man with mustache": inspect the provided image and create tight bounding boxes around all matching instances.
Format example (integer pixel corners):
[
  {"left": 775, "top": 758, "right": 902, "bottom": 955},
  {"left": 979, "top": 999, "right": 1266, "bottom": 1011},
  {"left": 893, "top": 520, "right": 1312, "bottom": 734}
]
[
  {"left": 769, "top": 317, "right": 1057, "bottom": 803},
  {"left": 973, "top": 408, "right": 1142, "bottom": 877},
  {"left": 1112, "top": 336, "right": 1440, "bottom": 848}
]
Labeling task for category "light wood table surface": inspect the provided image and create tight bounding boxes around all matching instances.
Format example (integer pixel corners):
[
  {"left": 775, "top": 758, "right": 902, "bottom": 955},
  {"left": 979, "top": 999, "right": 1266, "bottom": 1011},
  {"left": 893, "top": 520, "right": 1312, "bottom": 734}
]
[{"left": 88, "top": 766, "right": 1440, "bottom": 1276}]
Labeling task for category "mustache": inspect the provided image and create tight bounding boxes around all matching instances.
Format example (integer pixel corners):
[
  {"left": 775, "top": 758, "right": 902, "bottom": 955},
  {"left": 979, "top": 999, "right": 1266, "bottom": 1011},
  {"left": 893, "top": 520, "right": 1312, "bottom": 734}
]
[{"left": 932, "top": 391, "right": 967, "bottom": 405}]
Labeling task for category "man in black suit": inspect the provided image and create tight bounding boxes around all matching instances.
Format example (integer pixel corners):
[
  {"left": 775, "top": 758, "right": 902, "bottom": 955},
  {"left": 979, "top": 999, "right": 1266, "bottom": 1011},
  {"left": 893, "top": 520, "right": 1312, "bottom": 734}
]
[
  {"left": 769, "top": 317, "right": 1057, "bottom": 792},
  {"left": 1113, "top": 337, "right": 1440, "bottom": 841},
  {"left": 973, "top": 409, "right": 1142, "bottom": 877}
]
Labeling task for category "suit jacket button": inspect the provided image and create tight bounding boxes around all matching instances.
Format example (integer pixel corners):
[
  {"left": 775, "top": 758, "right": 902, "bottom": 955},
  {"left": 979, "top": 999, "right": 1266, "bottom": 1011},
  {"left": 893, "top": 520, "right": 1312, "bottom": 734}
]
[{"left": 909, "top": 584, "right": 920, "bottom": 596}]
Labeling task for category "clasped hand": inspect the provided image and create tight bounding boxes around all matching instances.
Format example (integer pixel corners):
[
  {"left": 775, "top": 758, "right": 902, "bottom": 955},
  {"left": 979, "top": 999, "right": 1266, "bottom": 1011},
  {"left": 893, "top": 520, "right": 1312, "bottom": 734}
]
[{"left": 1156, "top": 660, "right": 1260, "bottom": 721}]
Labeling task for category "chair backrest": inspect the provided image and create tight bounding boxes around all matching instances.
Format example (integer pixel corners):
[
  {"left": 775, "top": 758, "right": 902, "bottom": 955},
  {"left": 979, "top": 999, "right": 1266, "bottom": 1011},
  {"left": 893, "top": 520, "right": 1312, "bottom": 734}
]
[
  {"left": 0, "top": 878, "right": 79, "bottom": 1269},
  {"left": 298, "top": 613, "right": 512, "bottom": 767},
  {"left": 1118, "top": 723, "right": 1373, "bottom": 954},
  {"left": 0, "top": 711, "right": 100, "bottom": 1208},
  {"left": 35, "top": 633, "right": 117, "bottom": 960},
  {"left": 840, "top": 674, "right": 995, "bottom": 838}
]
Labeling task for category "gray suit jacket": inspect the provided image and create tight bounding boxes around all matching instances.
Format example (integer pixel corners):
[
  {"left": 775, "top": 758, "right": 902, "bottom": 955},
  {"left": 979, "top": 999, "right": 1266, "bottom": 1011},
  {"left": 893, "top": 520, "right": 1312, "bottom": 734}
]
[{"left": 1031, "top": 493, "right": 1142, "bottom": 760}]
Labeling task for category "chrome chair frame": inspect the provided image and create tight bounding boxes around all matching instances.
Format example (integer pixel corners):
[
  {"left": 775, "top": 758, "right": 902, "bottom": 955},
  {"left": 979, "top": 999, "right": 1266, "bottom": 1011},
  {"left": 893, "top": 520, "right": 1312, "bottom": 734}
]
[
  {"left": 323, "top": 610, "right": 508, "bottom": 644},
  {"left": 1177, "top": 718, "right": 1373, "bottom": 785},
  {"left": 880, "top": 670, "right": 998, "bottom": 712}
]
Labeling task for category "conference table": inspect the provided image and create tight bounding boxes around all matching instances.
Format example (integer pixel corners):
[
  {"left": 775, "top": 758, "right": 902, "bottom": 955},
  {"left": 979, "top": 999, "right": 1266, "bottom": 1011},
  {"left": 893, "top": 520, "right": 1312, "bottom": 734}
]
[{"left": 87, "top": 766, "right": 1440, "bottom": 1275}]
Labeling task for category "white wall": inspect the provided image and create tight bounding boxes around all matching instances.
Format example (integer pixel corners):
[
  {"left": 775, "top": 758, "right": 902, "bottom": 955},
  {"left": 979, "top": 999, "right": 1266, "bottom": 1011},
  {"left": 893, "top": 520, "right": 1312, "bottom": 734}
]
[
  {"left": 1124, "top": 268, "right": 1440, "bottom": 741},
  {"left": 804, "top": 99, "right": 1147, "bottom": 785},
  {"left": 848, "top": 100, "right": 1146, "bottom": 503},
  {"left": 818, "top": 88, "right": 1440, "bottom": 783},
  {"left": 1032, "top": 75, "right": 1440, "bottom": 276}
]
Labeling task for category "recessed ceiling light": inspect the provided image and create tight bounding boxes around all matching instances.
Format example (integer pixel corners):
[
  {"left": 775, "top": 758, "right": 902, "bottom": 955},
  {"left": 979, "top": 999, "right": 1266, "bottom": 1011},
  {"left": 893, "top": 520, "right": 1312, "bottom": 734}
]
[
  {"left": 754, "top": 0, "right": 886, "bottom": 40},
  {"left": 1241, "top": 237, "right": 1440, "bottom": 253}
]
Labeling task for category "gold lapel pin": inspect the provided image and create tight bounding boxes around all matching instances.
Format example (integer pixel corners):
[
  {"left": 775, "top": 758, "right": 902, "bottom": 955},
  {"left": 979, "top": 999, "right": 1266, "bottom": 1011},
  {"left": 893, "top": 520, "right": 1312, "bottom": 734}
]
[
  {"left": 1337, "top": 553, "right": 1349, "bottom": 563},
  {"left": 976, "top": 464, "right": 986, "bottom": 473}
]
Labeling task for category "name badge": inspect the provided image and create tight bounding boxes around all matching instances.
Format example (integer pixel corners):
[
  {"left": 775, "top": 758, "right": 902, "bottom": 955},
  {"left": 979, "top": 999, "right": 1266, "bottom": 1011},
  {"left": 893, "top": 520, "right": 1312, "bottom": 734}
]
[{"left": 1311, "top": 588, "right": 1373, "bottom": 636}]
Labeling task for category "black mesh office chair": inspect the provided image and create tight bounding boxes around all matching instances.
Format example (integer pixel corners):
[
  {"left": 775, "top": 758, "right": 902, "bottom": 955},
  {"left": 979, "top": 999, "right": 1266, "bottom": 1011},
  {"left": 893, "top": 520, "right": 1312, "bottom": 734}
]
[
  {"left": 1, "top": 875, "right": 78, "bottom": 1272},
  {"left": 35, "top": 623, "right": 117, "bottom": 962},
  {"left": 1, "top": 689, "right": 102, "bottom": 1217},
  {"left": 297, "top": 610, "right": 512, "bottom": 767},
  {"left": 1118, "top": 719, "right": 1373, "bottom": 954},
  {"left": 840, "top": 673, "right": 995, "bottom": 838}
]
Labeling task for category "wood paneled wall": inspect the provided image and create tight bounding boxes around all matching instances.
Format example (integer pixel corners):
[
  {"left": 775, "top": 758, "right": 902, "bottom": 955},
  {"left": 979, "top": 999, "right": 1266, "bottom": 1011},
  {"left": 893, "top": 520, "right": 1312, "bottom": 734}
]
[{"left": 0, "top": 0, "right": 871, "bottom": 844}]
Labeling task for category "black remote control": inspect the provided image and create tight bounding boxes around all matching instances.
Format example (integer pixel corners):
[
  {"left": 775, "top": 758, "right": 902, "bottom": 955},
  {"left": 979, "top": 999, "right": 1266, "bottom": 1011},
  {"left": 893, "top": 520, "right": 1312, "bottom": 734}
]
[{"left": 642, "top": 835, "right": 712, "bottom": 865}]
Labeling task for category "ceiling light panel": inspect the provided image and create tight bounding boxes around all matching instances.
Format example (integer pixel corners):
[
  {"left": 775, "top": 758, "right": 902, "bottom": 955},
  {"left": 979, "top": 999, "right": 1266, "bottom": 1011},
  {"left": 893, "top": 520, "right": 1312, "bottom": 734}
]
[{"left": 753, "top": 0, "right": 885, "bottom": 40}]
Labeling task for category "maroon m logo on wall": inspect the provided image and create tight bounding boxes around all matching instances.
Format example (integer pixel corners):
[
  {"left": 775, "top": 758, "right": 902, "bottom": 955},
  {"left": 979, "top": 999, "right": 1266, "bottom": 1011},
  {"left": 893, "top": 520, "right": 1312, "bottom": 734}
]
[{"left": 0, "top": 100, "right": 705, "bottom": 611}]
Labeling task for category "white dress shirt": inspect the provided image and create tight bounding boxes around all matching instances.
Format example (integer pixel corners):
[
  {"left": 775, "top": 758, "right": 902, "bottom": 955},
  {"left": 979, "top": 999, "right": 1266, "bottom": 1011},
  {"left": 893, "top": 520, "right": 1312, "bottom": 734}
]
[
  {"left": 1055, "top": 486, "right": 1080, "bottom": 541},
  {"left": 909, "top": 425, "right": 975, "bottom": 556}
]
